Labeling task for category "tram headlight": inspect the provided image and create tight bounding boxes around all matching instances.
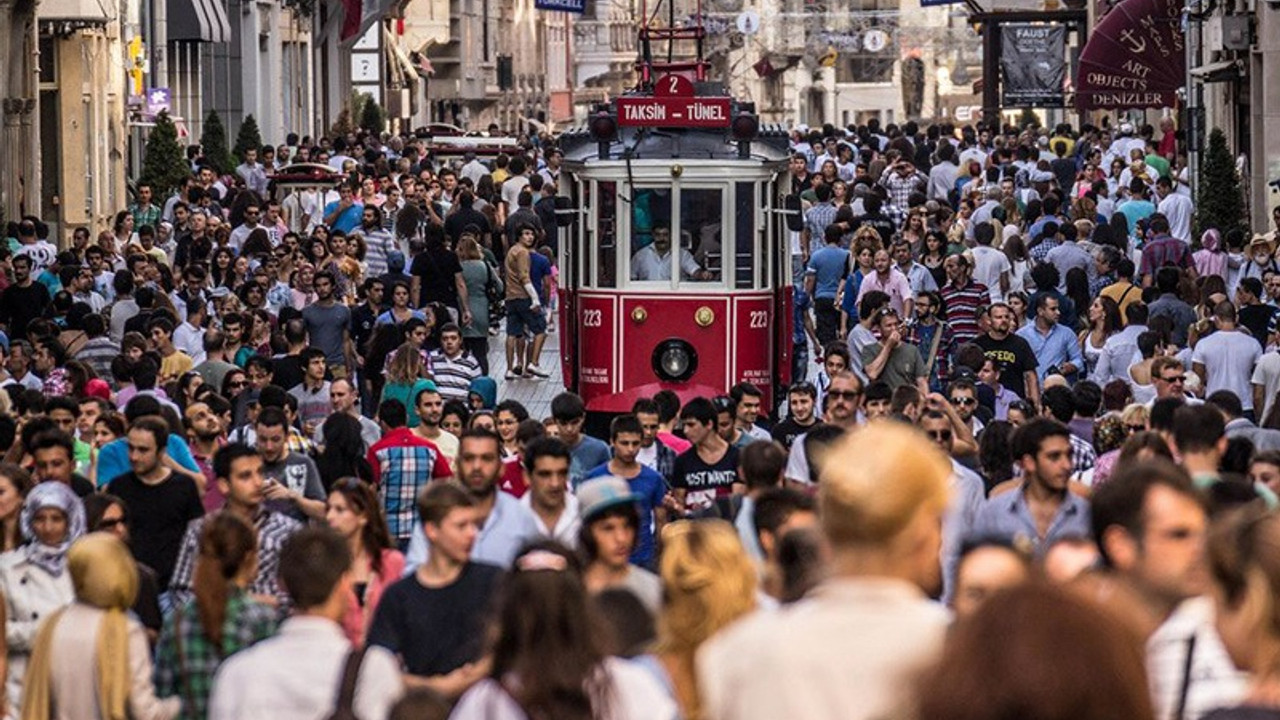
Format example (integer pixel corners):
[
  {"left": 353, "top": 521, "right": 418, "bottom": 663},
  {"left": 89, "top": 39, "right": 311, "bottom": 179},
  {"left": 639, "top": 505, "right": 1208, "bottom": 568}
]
[{"left": 652, "top": 339, "right": 698, "bottom": 383}]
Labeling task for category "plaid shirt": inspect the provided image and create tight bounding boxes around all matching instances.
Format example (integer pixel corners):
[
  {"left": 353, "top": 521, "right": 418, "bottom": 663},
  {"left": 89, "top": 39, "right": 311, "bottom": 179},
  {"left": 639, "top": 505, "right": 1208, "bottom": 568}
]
[
  {"left": 169, "top": 509, "right": 303, "bottom": 608},
  {"left": 1070, "top": 433, "right": 1097, "bottom": 474},
  {"left": 879, "top": 169, "right": 927, "bottom": 210},
  {"left": 367, "top": 427, "right": 453, "bottom": 542},
  {"left": 155, "top": 590, "right": 278, "bottom": 719},
  {"left": 804, "top": 203, "right": 838, "bottom": 249},
  {"left": 1029, "top": 237, "right": 1062, "bottom": 264},
  {"left": 130, "top": 202, "right": 162, "bottom": 230},
  {"left": 905, "top": 319, "right": 956, "bottom": 391}
]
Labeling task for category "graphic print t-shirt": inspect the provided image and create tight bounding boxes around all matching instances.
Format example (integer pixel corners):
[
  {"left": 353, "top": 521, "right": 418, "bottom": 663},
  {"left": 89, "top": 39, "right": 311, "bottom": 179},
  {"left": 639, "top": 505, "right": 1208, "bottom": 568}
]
[{"left": 672, "top": 444, "right": 740, "bottom": 514}]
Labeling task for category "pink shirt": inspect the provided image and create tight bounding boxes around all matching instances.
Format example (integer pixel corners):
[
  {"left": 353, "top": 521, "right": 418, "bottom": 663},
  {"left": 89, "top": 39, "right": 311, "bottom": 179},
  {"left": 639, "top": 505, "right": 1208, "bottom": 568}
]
[
  {"left": 855, "top": 268, "right": 913, "bottom": 315},
  {"left": 340, "top": 548, "right": 405, "bottom": 646},
  {"left": 658, "top": 431, "right": 692, "bottom": 454}
]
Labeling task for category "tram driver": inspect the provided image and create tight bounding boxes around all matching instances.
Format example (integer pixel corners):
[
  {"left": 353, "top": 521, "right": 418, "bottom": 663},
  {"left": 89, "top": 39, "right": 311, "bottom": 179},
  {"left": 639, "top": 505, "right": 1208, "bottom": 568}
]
[{"left": 632, "top": 226, "right": 714, "bottom": 281}]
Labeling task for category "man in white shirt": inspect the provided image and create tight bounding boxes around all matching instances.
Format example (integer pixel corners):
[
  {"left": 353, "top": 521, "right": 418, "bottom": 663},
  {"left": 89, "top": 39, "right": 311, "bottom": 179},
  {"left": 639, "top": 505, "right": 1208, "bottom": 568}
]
[
  {"left": 172, "top": 297, "right": 208, "bottom": 365},
  {"left": 209, "top": 527, "right": 404, "bottom": 720},
  {"left": 228, "top": 201, "right": 264, "bottom": 250},
  {"left": 970, "top": 222, "right": 1011, "bottom": 302},
  {"left": 631, "top": 227, "right": 709, "bottom": 281},
  {"left": 519, "top": 437, "right": 580, "bottom": 545},
  {"left": 1156, "top": 175, "right": 1194, "bottom": 244},
  {"left": 1192, "top": 301, "right": 1264, "bottom": 417}
]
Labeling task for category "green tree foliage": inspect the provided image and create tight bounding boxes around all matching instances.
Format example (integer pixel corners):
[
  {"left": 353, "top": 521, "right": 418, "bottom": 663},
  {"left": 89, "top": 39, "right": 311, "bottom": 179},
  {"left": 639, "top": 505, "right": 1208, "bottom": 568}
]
[
  {"left": 360, "top": 95, "right": 385, "bottom": 135},
  {"left": 1196, "top": 128, "right": 1245, "bottom": 237},
  {"left": 200, "top": 110, "right": 235, "bottom": 174},
  {"left": 234, "top": 114, "right": 263, "bottom": 163},
  {"left": 140, "top": 111, "right": 188, "bottom": 197}
]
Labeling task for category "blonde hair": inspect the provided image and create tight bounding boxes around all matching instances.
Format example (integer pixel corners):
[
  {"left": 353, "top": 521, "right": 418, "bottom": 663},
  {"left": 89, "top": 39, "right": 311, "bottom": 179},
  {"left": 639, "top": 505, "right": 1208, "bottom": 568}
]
[
  {"left": 457, "top": 236, "right": 484, "bottom": 261},
  {"left": 654, "top": 520, "right": 756, "bottom": 720},
  {"left": 1120, "top": 403, "right": 1150, "bottom": 428},
  {"left": 386, "top": 342, "right": 424, "bottom": 384},
  {"left": 819, "top": 422, "right": 951, "bottom": 548}
]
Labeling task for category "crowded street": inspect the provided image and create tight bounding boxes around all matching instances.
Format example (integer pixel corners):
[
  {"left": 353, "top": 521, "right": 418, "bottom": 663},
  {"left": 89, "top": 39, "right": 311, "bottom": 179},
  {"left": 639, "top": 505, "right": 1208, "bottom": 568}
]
[{"left": 0, "top": 0, "right": 1276, "bottom": 711}]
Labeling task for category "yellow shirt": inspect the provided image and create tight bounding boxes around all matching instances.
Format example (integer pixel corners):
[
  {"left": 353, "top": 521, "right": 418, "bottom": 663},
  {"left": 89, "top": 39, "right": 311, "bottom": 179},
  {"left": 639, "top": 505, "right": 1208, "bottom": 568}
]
[{"left": 160, "top": 351, "right": 194, "bottom": 382}]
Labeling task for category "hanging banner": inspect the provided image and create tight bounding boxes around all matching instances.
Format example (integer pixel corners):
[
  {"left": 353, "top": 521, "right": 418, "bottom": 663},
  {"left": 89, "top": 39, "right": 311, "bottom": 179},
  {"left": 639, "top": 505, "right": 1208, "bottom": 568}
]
[
  {"left": 1074, "top": 0, "right": 1182, "bottom": 110},
  {"left": 1000, "top": 23, "right": 1066, "bottom": 107}
]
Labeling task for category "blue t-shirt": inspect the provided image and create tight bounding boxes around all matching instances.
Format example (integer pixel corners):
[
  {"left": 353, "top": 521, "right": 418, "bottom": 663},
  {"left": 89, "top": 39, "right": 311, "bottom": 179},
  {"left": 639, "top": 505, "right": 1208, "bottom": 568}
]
[
  {"left": 839, "top": 268, "right": 868, "bottom": 317},
  {"left": 323, "top": 201, "right": 364, "bottom": 233},
  {"left": 568, "top": 435, "right": 611, "bottom": 490},
  {"left": 806, "top": 246, "right": 849, "bottom": 300},
  {"left": 585, "top": 462, "right": 668, "bottom": 567},
  {"left": 529, "top": 252, "right": 552, "bottom": 305},
  {"left": 96, "top": 435, "right": 201, "bottom": 487}
]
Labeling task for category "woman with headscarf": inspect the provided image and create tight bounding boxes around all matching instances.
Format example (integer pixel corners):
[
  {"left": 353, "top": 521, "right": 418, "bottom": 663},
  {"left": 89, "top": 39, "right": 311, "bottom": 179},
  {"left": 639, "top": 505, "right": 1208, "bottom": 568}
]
[
  {"left": 0, "top": 483, "right": 85, "bottom": 717},
  {"left": 19, "top": 533, "right": 180, "bottom": 720},
  {"left": 1193, "top": 228, "right": 1228, "bottom": 281}
]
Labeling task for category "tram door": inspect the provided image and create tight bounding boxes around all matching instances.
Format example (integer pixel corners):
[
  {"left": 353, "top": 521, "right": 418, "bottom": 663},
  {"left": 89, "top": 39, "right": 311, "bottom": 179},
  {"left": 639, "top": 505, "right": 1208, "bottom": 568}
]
[
  {"left": 559, "top": 176, "right": 587, "bottom": 391},
  {"left": 772, "top": 176, "right": 800, "bottom": 400}
]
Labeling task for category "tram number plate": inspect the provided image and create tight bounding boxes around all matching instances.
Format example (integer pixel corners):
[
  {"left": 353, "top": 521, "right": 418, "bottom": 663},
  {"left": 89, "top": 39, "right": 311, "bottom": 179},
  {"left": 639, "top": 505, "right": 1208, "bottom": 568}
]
[
  {"left": 616, "top": 97, "right": 732, "bottom": 128},
  {"left": 582, "top": 309, "right": 604, "bottom": 327}
]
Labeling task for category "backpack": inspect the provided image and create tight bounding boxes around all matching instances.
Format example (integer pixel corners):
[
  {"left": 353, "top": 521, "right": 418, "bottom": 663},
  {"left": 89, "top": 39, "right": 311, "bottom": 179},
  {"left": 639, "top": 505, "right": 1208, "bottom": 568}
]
[{"left": 325, "top": 647, "right": 368, "bottom": 720}]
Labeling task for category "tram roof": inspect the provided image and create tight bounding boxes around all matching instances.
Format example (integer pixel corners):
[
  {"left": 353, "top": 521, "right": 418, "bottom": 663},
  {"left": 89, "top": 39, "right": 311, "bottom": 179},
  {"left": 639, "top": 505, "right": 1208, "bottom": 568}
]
[{"left": 558, "top": 124, "right": 792, "bottom": 165}]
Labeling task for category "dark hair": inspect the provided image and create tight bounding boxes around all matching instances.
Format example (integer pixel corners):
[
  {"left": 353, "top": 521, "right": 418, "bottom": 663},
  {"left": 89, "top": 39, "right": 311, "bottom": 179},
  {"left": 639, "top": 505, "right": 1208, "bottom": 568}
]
[
  {"left": 1040, "top": 386, "right": 1074, "bottom": 423},
  {"left": 129, "top": 415, "right": 170, "bottom": 451},
  {"left": 523, "top": 436, "right": 570, "bottom": 473},
  {"left": 654, "top": 390, "right": 682, "bottom": 424},
  {"left": 1010, "top": 417, "right": 1071, "bottom": 462},
  {"left": 679, "top": 397, "right": 717, "bottom": 426},
  {"left": 550, "top": 392, "right": 587, "bottom": 423},
  {"left": 194, "top": 512, "right": 259, "bottom": 650},
  {"left": 609, "top": 414, "right": 643, "bottom": 441},
  {"left": 213, "top": 442, "right": 259, "bottom": 481},
  {"left": 578, "top": 503, "right": 639, "bottom": 562},
  {"left": 978, "top": 420, "right": 1016, "bottom": 488},
  {"left": 740, "top": 441, "right": 786, "bottom": 490},
  {"left": 490, "top": 541, "right": 608, "bottom": 720},
  {"left": 1149, "top": 396, "right": 1185, "bottom": 433},
  {"left": 914, "top": 582, "right": 1154, "bottom": 720},
  {"left": 753, "top": 487, "right": 816, "bottom": 546},
  {"left": 417, "top": 481, "right": 477, "bottom": 526},
  {"left": 279, "top": 527, "right": 352, "bottom": 610},
  {"left": 378, "top": 399, "right": 408, "bottom": 429},
  {"left": 1172, "top": 404, "right": 1226, "bottom": 454},
  {"left": 1090, "top": 458, "right": 1202, "bottom": 567},
  {"left": 1205, "top": 390, "right": 1245, "bottom": 420},
  {"left": 316, "top": 415, "right": 375, "bottom": 490},
  {"left": 864, "top": 381, "right": 892, "bottom": 403},
  {"left": 328, "top": 478, "right": 394, "bottom": 575},
  {"left": 30, "top": 429, "right": 76, "bottom": 462},
  {"left": 254, "top": 406, "right": 289, "bottom": 432}
]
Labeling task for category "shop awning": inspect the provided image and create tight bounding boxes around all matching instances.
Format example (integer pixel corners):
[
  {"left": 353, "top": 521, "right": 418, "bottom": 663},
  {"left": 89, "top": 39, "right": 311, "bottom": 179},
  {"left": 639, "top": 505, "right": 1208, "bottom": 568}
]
[
  {"left": 385, "top": 28, "right": 419, "bottom": 83},
  {"left": 1074, "top": 0, "right": 1183, "bottom": 111},
  {"left": 168, "top": 0, "right": 232, "bottom": 43},
  {"left": 1190, "top": 59, "right": 1244, "bottom": 82}
]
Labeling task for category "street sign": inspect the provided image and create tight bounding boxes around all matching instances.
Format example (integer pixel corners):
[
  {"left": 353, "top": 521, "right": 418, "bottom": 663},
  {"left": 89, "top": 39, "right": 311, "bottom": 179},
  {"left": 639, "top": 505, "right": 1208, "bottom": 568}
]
[
  {"left": 535, "top": 0, "right": 586, "bottom": 12},
  {"left": 616, "top": 96, "right": 732, "bottom": 127}
]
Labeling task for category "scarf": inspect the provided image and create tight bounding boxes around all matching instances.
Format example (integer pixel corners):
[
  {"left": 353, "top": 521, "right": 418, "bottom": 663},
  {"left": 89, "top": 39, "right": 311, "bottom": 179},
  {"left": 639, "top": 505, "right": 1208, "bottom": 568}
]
[
  {"left": 1193, "top": 229, "right": 1227, "bottom": 279},
  {"left": 19, "top": 482, "right": 86, "bottom": 577},
  {"left": 21, "top": 534, "right": 136, "bottom": 720}
]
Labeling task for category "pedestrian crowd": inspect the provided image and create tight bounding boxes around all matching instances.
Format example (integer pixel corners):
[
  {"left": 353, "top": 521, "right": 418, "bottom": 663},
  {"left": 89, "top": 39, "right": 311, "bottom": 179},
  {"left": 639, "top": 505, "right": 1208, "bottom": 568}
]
[{"left": 0, "top": 113, "right": 1273, "bottom": 720}]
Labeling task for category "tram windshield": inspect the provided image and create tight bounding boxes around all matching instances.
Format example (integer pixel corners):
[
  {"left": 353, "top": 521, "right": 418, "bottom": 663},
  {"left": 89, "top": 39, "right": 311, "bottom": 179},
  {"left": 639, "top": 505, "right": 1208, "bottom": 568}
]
[{"left": 627, "top": 186, "right": 723, "bottom": 285}]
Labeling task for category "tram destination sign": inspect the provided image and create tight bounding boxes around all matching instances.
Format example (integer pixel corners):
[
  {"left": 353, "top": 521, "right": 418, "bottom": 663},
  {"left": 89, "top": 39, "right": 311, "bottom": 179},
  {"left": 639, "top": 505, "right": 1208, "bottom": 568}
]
[{"left": 616, "top": 96, "right": 732, "bottom": 128}]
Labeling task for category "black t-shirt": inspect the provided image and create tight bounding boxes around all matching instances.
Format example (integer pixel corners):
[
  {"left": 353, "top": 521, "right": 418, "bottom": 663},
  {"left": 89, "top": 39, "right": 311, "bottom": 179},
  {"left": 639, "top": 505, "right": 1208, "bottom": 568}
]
[
  {"left": 106, "top": 471, "right": 204, "bottom": 588},
  {"left": 444, "top": 207, "right": 492, "bottom": 245},
  {"left": 771, "top": 417, "right": 817, "bottom": 450},
  {"left": 409, "top": 248, "right": 464, "bottom": 309},
  {"left": 1240, "top": 304, "right": 1276, "bottom": 343},
  {"left": 0, "top": 282, "right": 50, "bottom": 339},
  {"left": 271, "top": 354, "right": 305, "bottom": 392},
  {"left": 672, "top": 444, "right": 741, "bottom": 516},
  {"left": 70, "top": 474, "right": 96, "bottom": 498},
  {"left": 367, "top": 563, "right": 504, "bottom": 676},
  {"left": 974, "top": 333, "right": 1038, "bottom": 399}
]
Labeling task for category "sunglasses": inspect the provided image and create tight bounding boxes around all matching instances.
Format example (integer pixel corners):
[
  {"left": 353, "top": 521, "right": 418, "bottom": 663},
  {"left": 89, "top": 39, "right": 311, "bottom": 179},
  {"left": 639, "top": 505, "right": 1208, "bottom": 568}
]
[
  {"left": 950, "top": 397, "right": 977, "bottom": 406},
  {"left": 1126, "top": 424, "right": 1146, "bottom": 433},
  {"left": 96, "top": 517, "right": 127, "bottom": 530},
  {"left": 1158, "top": 375, "right": 1185, "bottom": 384},
  {"left": 227, "top": 380, "right": 248, "bottom": 389},
  {"left": 827, "top": 390, "right": 861, "bottom": 400},
  {"left": 927, "top": 430, "right": 953, "bottom": 441}
]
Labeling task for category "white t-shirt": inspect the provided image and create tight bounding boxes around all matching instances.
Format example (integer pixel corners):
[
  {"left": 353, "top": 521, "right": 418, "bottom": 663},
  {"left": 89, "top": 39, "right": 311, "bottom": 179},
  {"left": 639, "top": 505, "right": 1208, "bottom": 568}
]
[
  {"left": 451, "top": 657, "right": 678, "bottom": 720},
  {"left": 970, "top": 246, "right": 1011, "bottom": 303},
  {"left": 1158, "top": 193, "right": 1195, "bottom": 244},
  {"left": 1252, "top": 350, "right": 1280, "bottom": 422},
  {"left": 501, "top": 175, "right": 531, "bottom": 210},
  {"left": 1192, "top": 329, "right": 1263, "bottom": 410}
]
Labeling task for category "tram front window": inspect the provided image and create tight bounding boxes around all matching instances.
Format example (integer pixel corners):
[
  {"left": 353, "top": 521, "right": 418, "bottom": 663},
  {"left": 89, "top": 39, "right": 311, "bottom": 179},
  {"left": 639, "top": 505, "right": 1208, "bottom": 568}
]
[
  {"left": 631, "top": 226, "right": 712, "bottom": 281},
  {"left": 682, "top": 188, "right": 721, "bottom": 283}
]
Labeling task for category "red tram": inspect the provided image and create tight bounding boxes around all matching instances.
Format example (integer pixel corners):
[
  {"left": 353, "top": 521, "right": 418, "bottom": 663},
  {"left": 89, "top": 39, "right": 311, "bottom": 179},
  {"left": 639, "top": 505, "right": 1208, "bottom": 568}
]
[{"left": 555, "top": 20, "right": 802, "bottom": 415}]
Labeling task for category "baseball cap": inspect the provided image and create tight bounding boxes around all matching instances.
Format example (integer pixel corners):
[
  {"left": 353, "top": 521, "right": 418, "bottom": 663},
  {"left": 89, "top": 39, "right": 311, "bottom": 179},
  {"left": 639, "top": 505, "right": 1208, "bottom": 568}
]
[{"left": 577, "top": 476, "right": 640, "bottom": 523}]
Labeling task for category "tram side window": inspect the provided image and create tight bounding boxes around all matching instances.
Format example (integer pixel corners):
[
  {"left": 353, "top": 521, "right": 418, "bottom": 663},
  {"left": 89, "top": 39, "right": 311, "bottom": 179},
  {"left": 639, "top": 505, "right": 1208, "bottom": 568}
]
[
  {"left": 681, "top": 188, "right": 721, "bottom": 283},
  {"left": 630, "top": 188, "right": 675, "bottom": 281},
  {"left": 734, "top": 182, "right": 756, "bottom": 289},
  {"left": 596, "top": 181, "right": 617, "bottom": 288}
]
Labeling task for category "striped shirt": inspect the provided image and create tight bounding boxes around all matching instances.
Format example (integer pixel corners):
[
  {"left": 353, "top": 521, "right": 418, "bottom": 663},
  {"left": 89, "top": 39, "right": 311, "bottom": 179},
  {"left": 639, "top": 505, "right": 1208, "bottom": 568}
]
[
  {"left": 361, "top": 227, "right": 398, "bottom": 278},
  {"left": 427, "top": 348, "right": 483, "bottom": 403},
  {"left": 940, "top": 280, "right": 991, "bottom": 345},
  {"left": 75, "top": 337, "right": 120, "bottom": 387}
]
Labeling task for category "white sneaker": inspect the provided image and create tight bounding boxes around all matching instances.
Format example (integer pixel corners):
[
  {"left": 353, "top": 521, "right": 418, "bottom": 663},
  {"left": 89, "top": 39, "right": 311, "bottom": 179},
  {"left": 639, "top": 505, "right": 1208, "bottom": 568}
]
[{"left": 525, "top": 364, "right": 550, "bottom": 378}]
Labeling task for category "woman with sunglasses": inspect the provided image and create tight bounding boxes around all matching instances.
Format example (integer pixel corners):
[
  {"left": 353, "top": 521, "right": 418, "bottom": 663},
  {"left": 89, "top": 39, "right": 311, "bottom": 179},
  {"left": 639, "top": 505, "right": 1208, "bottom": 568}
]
[
  {"left": 451, "top": 540, "right": 676, "bottom": 720},
  {"left": 326, "top": 478, "right": 402, "bottom": 645}
]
